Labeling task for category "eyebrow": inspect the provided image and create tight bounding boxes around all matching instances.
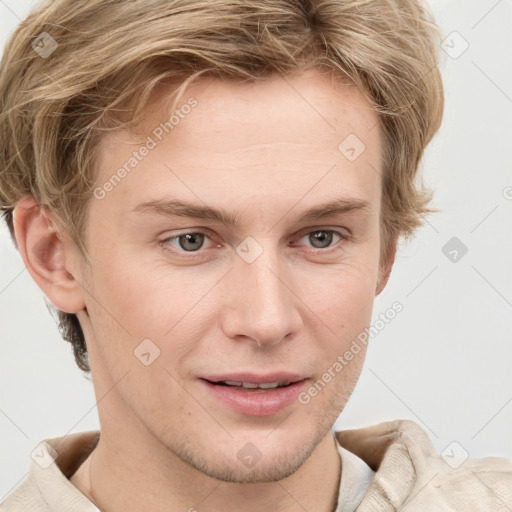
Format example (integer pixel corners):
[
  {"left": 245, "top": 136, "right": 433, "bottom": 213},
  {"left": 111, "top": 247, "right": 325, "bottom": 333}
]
[{"left": 131, "top": 197, "right": 371, "bottom": 225}]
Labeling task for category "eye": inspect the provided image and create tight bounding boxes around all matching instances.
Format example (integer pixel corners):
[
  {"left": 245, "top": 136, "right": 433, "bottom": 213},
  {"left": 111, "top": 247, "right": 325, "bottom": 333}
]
[
  {"left": 298, "top": 229, "right": 344, "bottom": 249},
  {"left": 161, "top": 231, "right": 216, "bottom": 253}
]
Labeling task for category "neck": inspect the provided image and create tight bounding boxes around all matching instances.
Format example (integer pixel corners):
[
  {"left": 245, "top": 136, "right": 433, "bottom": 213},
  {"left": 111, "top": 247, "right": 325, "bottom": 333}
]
[{"left": 71, "top": 422, "right": 341, "bottom": 512}]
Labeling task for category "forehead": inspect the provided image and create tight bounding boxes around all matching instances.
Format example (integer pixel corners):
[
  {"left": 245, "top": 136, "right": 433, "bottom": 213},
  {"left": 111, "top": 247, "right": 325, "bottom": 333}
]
[
  {"left": 137, "top": 69, "right": 378, "bottom": 152},
  {"left": 93, "top": 69, "right": 381, "bottom": 220}
]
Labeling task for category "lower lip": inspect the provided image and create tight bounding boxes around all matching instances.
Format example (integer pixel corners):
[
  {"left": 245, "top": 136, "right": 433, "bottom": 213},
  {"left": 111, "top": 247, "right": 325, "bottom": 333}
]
[{"left": 200, "top": 379, "right": 309, "bottom": 416}]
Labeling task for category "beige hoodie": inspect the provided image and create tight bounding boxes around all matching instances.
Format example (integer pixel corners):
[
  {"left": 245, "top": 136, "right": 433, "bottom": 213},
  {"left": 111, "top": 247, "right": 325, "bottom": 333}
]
[
  {"left": 1, "top": 419, "right": 511, "bottom": 511},
  {"left": 336, "top": 419, "right": 512, "bottom": 511}
]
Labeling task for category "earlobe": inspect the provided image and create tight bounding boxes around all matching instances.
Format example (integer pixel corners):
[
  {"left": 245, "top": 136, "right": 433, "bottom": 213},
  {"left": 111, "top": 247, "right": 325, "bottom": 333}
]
[
  {"left": 12, "top": 196, "right": 86, "bottom": 314},
  {"left": 375, "top": 235, "right": 399, "bottom": 296}
]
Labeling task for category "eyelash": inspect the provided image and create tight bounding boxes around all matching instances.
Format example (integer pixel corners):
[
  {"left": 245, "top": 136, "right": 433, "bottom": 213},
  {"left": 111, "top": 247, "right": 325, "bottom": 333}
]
[{"left": 159, "top": 228, "right": 350, "bottom": 258}]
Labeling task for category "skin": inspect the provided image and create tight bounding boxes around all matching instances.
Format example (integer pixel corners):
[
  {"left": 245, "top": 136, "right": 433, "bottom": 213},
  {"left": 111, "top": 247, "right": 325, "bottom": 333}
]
[{"left": 14, "top": 68, "right": 396, "bottom": 512}]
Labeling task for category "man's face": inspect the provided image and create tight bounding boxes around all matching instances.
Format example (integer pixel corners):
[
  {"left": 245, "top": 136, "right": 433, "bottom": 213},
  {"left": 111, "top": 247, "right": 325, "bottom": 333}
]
[{"left": 74, "top": 69, "right": 386, "bottom": 483}]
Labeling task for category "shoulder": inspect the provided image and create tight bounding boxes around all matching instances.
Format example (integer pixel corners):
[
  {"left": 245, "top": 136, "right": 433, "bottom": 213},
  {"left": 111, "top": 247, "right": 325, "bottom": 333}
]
[
  {"left": 1, "top": 431, "right": 100, "bottom": 512},
  {"left": 0, "top": 472, "right": 49, "bottom": 512},
  {"left": 423, "top": 453, "right": 512, "bottom": 510},
  {"left": 334, "top": 419, "right": 512, "bottom": 510}
]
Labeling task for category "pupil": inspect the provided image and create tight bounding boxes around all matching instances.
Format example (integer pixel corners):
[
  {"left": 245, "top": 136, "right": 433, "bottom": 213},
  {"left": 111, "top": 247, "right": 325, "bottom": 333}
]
[
  {"left": 179, "top": 233, "right": 204, "bottom": 251},
  {"left": 310, "top": 230, "right": 332, "bottom": 248}
]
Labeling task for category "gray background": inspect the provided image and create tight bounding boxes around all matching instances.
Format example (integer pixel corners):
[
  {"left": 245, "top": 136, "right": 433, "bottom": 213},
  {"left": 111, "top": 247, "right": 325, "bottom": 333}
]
[{"left": 1, "top": 0, "right": 511, "bottom": 500}]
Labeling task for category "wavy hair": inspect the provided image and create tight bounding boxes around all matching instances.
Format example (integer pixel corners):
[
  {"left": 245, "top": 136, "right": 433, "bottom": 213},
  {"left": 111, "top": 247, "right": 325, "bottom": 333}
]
[{"left": 0, "top": 0, "right": 444, "bottom": 372}]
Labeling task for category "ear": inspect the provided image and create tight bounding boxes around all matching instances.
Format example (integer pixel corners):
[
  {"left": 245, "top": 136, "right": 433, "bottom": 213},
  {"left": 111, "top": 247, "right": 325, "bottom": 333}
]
[
  {"left": 12, "top": 196, "right": 86, "bottom": 313},
  {"left": 375, "top": 235, "right": 398, "bottom": 296}
]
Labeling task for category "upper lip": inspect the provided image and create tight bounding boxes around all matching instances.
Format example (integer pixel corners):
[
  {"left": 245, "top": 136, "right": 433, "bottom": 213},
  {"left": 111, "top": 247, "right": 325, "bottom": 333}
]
[{"left": 201, "top": 372, "right": 308, "bottom": 384}]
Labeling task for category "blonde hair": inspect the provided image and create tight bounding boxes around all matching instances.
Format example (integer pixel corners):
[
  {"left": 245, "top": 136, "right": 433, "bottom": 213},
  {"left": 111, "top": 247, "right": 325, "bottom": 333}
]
[{"left": 0, "top": 0, "right": 444, "bottom": 372}]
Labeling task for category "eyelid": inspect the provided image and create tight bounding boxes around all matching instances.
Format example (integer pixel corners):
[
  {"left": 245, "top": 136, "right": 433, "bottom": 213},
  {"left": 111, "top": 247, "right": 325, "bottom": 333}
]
[
  {"left": 293, "top": 228, "right": 350, "bottom": 250},
  {"left": 160, "top": 226, "right": 350, "bottom": 258},
  {"left": 294, "top": 225, "right": 351, "bottom": 240},
  {"left": 159, "top": 228, "right": 219, "bottom": 253}
]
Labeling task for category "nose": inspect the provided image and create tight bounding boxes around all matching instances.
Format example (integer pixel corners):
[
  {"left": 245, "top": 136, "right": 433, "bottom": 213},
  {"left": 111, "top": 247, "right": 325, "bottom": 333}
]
[{"left": 220, "top": 248, "right": 303, "bottom": 348}]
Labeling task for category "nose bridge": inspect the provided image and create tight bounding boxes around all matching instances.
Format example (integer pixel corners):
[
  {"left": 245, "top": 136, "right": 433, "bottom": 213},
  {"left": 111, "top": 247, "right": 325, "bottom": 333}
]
[{"left": 222, "top": 239, "right": 302, "bottom": 347}]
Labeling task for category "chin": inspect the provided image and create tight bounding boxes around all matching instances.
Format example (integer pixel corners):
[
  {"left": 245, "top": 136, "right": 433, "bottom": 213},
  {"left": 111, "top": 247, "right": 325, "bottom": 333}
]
[
  {"left": 166, "top": 428, "right": 321, "bottom": 484},
  {"left": 189, "top": 448, "right": 315, "bottom": 484}
]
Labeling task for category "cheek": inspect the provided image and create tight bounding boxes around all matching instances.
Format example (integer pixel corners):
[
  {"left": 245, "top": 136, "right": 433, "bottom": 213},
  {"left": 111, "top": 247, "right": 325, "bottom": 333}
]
[
  {"left": 85, "top": 220, "right": 380, "bottom": 371},
  {"left": 297, "top": 258, "right": 378, "bottom": 339},
  {"left": 86, "top": 253, "right": 221, "bottom": 367}
]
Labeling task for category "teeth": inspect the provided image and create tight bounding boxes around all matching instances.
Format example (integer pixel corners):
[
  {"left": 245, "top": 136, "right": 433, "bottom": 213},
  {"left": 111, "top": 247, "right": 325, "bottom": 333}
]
[
  {"left": 223, "top": 380, "right": 243, "bottom": 386},
  {"left": 257, "top": 382, "right": 280, "bottom": 389},
  {"left": 242, "top": 382, "right": 259, "bottom": 389},
  {"left": 220, "top": 380, "right": 287, "bottom": 389}
]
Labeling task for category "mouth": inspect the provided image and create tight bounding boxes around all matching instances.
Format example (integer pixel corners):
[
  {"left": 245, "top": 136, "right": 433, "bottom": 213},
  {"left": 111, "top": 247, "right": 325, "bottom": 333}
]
[
  {"left": 200, "top": 372, "right": 308, "bottom": 390},
  {"left": 199, "top": 373, "right": 309, "bottom": 416},
  {"left": 203, "top": 379, "right": 299, "bottom": 390}
]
